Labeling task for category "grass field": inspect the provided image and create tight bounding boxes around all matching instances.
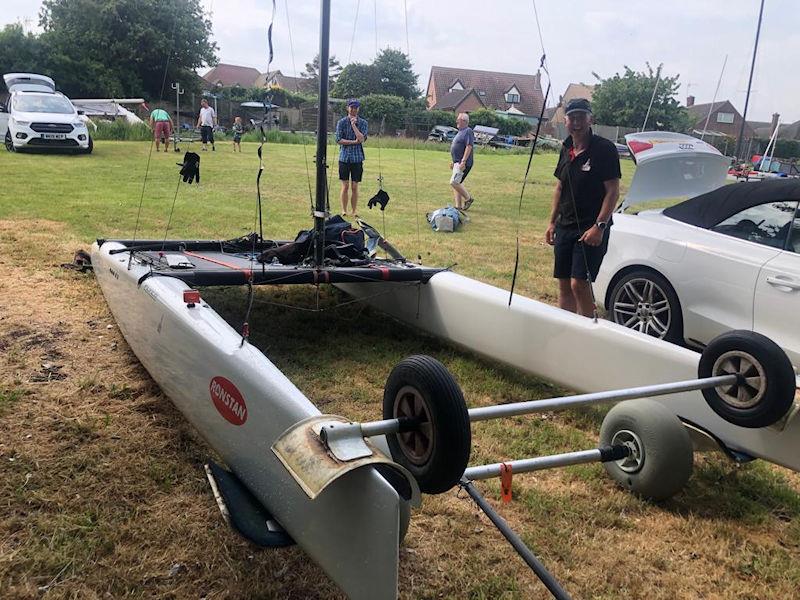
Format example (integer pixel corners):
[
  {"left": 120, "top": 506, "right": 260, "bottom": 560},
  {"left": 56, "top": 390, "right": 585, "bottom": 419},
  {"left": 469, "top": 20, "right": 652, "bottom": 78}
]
[{"left": 1, "top": 140, "right": 799, "bottom": 599}]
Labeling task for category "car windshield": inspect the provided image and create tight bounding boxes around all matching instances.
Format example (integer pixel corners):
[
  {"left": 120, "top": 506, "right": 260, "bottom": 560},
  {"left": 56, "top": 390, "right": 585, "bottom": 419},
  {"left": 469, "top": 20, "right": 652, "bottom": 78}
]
[{"left": 13, "top": 94, "right": 74, "bottom": 114}]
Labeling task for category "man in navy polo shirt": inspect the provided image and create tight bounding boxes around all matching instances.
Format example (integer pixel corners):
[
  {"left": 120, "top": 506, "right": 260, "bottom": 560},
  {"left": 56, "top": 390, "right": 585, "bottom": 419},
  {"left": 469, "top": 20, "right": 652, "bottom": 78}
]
[
  {"left": 545, "top": 98, "right": 621, "bottom": 317},
  {"left": 335, "top": 98, "right": 369, "bottom": 217}
]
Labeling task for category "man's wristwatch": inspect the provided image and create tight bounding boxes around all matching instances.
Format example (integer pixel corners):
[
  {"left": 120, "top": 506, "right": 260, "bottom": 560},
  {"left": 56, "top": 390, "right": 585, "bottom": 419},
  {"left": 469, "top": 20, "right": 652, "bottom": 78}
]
[{"left": 596, "top": 220, "right": 607, "bottom": 230}]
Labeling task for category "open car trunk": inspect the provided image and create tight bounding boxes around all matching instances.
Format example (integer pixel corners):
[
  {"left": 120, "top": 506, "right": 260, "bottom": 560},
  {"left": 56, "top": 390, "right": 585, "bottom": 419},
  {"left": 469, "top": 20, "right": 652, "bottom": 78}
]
[{"left": 621, "top": 131, "right": 730, "bottom": 211}]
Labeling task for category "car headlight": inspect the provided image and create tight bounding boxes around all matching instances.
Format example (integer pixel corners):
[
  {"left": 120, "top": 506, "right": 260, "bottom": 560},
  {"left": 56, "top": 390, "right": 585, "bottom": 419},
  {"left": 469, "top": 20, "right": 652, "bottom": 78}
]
[
  {"left": 73, "top": 120, "right": 87, "bottom": 128},
  {"left": 13, "top": 120, "right": 30, "bottom": 127}
]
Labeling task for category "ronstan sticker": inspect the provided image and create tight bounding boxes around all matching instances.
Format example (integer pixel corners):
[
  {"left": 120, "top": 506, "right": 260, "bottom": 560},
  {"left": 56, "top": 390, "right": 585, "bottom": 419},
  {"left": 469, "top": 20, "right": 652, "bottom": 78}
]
[{"left": 209, "top": 377, "right": 248, "bottom": 425}]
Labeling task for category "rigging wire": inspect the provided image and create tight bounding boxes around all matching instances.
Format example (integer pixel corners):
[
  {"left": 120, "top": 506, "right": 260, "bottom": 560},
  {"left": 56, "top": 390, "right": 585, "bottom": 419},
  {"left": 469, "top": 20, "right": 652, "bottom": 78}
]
[
  {"left": 242, "top": 0, "right": 278, "bottom": 345},
  {"left": 284, "top": 0, "right": 315, "bottom": 209},
  {"left": 130, "top": 12, "right": 181, "bottom": 263},
  {"left": 508, "top": 0, "right": 601, "bottom": 321},
  {"left": 402, "top": 0, "right": 423, "bottom": 263},
  {"left": 347, "top": 0, "right": 362, "bottom": 64}
]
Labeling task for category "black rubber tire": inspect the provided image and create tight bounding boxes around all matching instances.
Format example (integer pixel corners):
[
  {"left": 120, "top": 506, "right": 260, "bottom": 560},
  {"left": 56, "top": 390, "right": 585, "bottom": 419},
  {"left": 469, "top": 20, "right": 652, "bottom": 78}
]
[
  {"left": 608, "top": 269, "right": 683, "bottom": 344},
  {"left": 600, "top": 399, "right": 693, "bottom": 501},
  {"left": 82, "top": 136, "right": 94, "bottom": 155},
  {"left": 382, "top": 355, "right": 471, "bottom": 495},
  {"left": 5, "top": 130, "right": 15, "bottom": 153},
  {"left": 699, "top": 330, "right": 795, "bottom": 428}
]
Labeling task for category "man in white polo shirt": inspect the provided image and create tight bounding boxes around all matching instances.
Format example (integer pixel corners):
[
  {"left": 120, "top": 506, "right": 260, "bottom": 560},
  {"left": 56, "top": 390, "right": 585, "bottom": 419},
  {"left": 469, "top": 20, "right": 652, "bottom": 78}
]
[{"left": 196, "top": 98, "right": 217, "bottom": 151}]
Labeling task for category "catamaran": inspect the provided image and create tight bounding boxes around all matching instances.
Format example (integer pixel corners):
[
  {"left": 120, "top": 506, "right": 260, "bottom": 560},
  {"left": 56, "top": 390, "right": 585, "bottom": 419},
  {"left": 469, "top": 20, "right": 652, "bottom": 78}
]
[{"left": 91, "top": 1, "right": 799, "bottom": 598}]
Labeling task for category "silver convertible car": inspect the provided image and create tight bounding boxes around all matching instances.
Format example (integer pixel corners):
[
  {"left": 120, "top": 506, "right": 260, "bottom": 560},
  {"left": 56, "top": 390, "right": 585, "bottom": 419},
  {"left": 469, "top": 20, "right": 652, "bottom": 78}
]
[{"left": 595, "top": 133, "right": 800, "bottom": 369}]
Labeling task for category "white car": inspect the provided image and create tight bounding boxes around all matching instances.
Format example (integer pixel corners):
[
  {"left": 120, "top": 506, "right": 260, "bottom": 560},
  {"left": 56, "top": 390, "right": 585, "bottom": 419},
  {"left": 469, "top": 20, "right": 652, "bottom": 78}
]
[
  {"left": 595, "top": 132, "right": 800, "bottom": 368},
  {"left": 2, "top": 73, "right": 93, "bottom": 154}
]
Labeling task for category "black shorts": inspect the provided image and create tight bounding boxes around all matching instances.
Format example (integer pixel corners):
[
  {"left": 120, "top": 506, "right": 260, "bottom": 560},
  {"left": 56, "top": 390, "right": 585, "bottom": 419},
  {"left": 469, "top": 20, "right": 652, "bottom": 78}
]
[
  {"left": 339, "top": 161, "right": 363, "bottom": 182},
  {"left": 553, "top": 225, "right": 611, "bottom": 281},
  {"left": 201, "top": 125, "right": 214, "bottom": 144}
]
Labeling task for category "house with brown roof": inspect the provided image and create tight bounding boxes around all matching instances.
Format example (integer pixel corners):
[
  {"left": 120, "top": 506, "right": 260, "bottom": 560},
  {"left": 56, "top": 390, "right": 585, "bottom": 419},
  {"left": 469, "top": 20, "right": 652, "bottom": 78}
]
[
  {"left": 255, "top": 70, "right": 314, "bottom": 93},
  {"left": 202, "top": 63, "right": 262, "bottom": 88},
  {"left": 425, "top": 66, "right": 545, "bottom": 122},
  {"left": 685, "top": 97, "right": 753, "bottom": 140}
]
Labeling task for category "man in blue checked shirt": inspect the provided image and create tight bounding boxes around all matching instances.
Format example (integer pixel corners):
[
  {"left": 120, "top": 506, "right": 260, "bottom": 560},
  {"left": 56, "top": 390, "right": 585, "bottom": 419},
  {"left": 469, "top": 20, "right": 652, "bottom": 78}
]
[{"left": 335, "top": 99, "right": 368, "bottom": 217}]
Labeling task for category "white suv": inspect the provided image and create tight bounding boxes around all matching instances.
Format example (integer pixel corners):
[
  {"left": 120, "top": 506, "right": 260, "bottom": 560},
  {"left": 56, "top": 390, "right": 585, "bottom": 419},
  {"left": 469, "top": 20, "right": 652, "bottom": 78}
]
[{"left": 2, "top": 73, "right": 92, "bottom": 154}]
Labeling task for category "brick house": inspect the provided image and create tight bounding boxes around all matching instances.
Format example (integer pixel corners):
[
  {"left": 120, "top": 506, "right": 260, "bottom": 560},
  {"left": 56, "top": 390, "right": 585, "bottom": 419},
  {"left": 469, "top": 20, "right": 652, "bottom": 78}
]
[
  {"left": 686, "top": 97, "right": 754, "bottom": 139},
  {"left": 202, "top": 63, "right": 262, "bottom": 88},
  {"left": 425, "top": 66, "right": 545, "bottom": 121}
]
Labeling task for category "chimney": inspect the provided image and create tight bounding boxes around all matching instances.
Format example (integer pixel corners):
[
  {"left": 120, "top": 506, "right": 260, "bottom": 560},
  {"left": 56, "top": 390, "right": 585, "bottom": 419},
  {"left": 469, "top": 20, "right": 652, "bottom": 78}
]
[
  {"left": 686, "top": 95, "right": 695, "bottom": 107},
  {"left": 771, "top": 112, "right": 780, "bottom": 135}
]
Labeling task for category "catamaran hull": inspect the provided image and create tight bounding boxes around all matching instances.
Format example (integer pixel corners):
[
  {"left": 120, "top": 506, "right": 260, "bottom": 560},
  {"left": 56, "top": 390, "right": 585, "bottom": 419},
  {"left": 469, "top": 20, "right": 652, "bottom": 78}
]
[
  {"left": 338, "top": 272, "right": 800, "bottom": 472},
  {"left": 92, "top": 241, "right": 403, "bottom": 600}
]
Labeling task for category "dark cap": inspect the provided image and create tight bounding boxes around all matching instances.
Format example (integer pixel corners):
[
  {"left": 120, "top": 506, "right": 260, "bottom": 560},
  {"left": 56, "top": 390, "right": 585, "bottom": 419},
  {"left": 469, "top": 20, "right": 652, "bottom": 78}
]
[
  {"left": 347, "top": 98, "right": 361, "bottom": 108},
  {"left": 565, "top": 98, "right": 592, "bottom": 115}
]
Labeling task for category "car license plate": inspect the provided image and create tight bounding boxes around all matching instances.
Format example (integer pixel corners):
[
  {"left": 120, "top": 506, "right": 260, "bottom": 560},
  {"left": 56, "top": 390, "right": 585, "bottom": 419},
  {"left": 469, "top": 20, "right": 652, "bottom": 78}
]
[{"left": 42, "top": 133, "right": 66, "bottom": 140}]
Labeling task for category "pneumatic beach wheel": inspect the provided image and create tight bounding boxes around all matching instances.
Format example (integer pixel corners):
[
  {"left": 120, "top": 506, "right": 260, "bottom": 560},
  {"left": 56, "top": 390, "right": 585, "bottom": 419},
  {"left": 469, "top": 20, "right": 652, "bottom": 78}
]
[
  {"left": 600, "top": 399, "right": 693, "bottom": 501},
  {"left": 698, "top": 330, "right": 795, "bottom": 428},
  {"left": 382, "top": 355, "right": 471, "bottom": 494}
]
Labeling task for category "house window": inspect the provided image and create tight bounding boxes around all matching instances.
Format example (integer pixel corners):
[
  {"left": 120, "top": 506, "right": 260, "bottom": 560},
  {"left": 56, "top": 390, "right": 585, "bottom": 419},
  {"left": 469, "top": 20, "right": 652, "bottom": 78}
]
[
  {"left": 478, "top": 91, "right": 486, "bottom": 96},
  {"left": 505, "top": 92, "right": 520, "bottom": 104},
  {"left": 449, "top": 81, "right": 464, "bottom": 93},
  {"left": 716, "top": 112, "right": 735, "bottom": 124}
]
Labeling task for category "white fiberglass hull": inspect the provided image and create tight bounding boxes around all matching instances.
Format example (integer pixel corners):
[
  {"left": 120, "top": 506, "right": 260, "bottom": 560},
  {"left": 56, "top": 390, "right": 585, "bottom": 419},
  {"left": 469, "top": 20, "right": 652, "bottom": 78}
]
[
  {"left": 338, "top": 272, "right": 800, "bottom": 472},
  {"left": 92, "top": 242, "right": 402, "bottom": 600}
]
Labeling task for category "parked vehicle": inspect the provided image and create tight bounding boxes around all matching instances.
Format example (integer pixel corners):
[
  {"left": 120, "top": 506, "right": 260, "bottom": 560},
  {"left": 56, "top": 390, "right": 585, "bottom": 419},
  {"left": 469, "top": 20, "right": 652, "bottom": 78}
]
[
  {"left": 595, "top": 132, "right": 800, "bottom": 368},
  {"left": 426, "top": 125, "right": 457, "bottom": 143},
  {"left": 3, "top": 73, "right": 93, "bottom": 154}
]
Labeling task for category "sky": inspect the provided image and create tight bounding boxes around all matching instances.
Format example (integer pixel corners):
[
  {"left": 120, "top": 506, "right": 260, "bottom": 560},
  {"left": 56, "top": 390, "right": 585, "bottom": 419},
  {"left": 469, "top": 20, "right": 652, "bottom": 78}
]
[{"left": 4, "top": 0, "right": 799, "bottom": 124}]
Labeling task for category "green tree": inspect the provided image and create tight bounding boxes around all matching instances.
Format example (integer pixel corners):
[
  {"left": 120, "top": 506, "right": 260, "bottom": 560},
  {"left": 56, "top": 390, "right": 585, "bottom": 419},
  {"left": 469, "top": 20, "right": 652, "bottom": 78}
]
[
  {"left": 36, "top": 0, "right": 218, "bottom": 98},
  {"left": 358, "top": 94, "right": 406, "bottom": 131},
  {"left": 332, "top": 63, "right": 380, "bottom": 99},
  {"left": 373, "top": 48, "right": 419, "bottom": 100},
  {"left": 591, "top": 63, "right": 691, "bottom": 132},
  {"left": 301, "top": 53, "right": 342, "bottom": 92},
  {"left": 0, "top": 24, "right": 48, "bottom": 78}
]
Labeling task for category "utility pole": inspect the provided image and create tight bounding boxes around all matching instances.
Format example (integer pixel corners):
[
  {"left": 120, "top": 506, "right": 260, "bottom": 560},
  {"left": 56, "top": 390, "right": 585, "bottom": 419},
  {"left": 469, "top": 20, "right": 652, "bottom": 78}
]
[
  {"left": 171, "top": 82, "right": 184, "bottom": 152},
  {"left": 734, "top": 0, "right": 766, "bottom": 160}
]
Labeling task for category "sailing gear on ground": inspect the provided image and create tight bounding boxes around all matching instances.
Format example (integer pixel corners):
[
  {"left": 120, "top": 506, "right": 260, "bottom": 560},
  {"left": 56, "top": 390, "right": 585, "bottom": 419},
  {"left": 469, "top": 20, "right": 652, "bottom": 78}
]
[
  {"left": 335, "top": 115, "right": 368, "bottom": 163},
  {"left": 178, "top": 152, "right": 201, "bottom": 184},
  {"left": 368, "top": 189, "right": 390, "bottom": 211},
  {"left": 339, "top": 161, "right": 364, "bottom": 182},
  {"left": 553, "top": 129, "right": 621, "bottom": 230},
  {"left": 553, "top": 224, "right": 610, "bottom": 281},
  {"left": 427, "top": 205, "right": 466, "bottom": 232},
  {"left": 450, "top": 127, "right": 475, "bottom": 167}
]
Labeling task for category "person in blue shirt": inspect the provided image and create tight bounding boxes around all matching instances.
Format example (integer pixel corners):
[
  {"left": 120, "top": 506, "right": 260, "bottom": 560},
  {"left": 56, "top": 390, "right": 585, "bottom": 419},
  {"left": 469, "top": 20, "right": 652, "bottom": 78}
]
[
  {"left": 449, "top": 112, "right": 475, "bottom": 210},
  {"left": 335, "top": 99, "right": 368, "bottom": 217}
]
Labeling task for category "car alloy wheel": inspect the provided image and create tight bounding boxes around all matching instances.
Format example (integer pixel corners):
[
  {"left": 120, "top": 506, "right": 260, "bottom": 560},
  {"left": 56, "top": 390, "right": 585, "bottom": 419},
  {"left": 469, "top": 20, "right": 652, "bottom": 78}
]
[
  {"left": 612, "top": 276, "right": 672, "bottom": 338},
  {"left": 5, "top": 130, "right": 15, "bottom": 152}
]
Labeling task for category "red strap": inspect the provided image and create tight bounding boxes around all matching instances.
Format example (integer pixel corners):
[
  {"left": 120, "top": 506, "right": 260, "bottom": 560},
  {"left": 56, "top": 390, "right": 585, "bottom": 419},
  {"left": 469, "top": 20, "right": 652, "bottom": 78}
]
[
  {"left": 182, "top": 250, "right": 252, "bottom": 280},
  {"left": 500, "top": 463, "right": 513, "bottom": 503}
]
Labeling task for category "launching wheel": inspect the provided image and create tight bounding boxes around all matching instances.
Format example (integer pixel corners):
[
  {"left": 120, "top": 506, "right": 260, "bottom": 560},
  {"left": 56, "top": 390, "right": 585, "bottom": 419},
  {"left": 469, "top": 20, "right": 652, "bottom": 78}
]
[
  {"left": 699, "top": 330, "right": 795, "bottom": 428},
  {"left": 600, "top": 399, "right": 693, "bottom": 501},
  {"left": 382, "top": 355, "right": 471, "bottom": 494}
]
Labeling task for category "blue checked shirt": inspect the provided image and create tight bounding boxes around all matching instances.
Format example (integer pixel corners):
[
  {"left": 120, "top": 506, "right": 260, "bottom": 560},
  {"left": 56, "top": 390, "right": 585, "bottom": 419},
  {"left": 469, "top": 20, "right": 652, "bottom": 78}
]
[{"left": 335, "top": 115, "right": 368, "bottom": 163}]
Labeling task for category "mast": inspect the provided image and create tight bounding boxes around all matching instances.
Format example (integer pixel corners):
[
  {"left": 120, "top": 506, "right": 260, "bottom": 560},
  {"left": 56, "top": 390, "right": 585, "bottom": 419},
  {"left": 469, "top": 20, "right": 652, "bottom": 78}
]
[
  {"left": 734, "top": 0, "right": 765, "bottom": 160},
  {"left": 313, "top": 0, "right": 332, "bottom": 267}
]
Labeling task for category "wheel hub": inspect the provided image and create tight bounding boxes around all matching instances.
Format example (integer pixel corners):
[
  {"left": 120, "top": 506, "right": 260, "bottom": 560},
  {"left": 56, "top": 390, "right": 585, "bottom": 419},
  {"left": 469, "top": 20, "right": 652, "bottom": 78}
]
[
  {"left": 712, "top": 350, "right": 766, "bottom": 409},
  {"left": 393, "top": 385, "right": 434, "bottom": 465},
  {"left": 613, "top": 277, "right": 671, "bottom": 338},
  {"left": 610, "top": 429, "right": 644, "bottom": 473}
]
